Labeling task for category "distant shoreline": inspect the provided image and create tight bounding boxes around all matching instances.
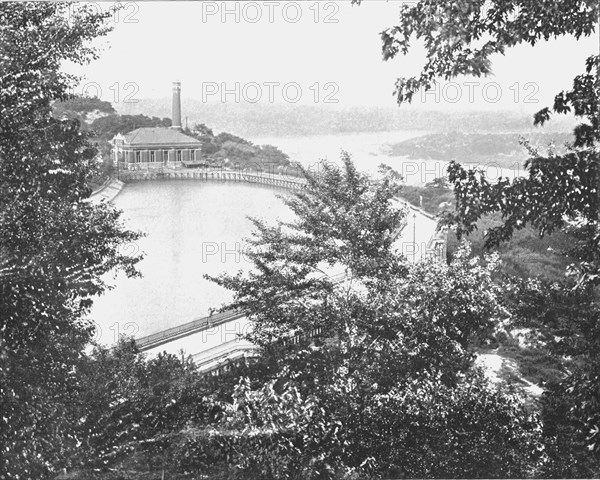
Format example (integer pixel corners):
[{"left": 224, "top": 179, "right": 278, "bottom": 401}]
[
  {"left": 117, "top": 101, "right": 577, "bottom": 138},
  {"left": 383, "top": 131, "right": 574, "bottom": 169}
]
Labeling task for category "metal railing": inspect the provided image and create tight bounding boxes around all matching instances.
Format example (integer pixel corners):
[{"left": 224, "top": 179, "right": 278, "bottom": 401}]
[{"left": 135, "top": 308, "right": 246, "bottom": 351}]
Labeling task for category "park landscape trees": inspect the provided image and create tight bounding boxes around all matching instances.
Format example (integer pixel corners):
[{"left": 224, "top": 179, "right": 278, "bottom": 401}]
[
  {"left": 0, "top": 3, "right": 142, "bottom": 478},
  {"left": 367, "top": 0, "right": 599, "bottom": 475},
  {"left": 1, "top": 1, "right": 598, "bottom": 478},
  {"left": 182, "top": 0, "right": 599, "bottom": 477},
  {"left": 188, "top": 157, "right": 543, "bottom": 478}
]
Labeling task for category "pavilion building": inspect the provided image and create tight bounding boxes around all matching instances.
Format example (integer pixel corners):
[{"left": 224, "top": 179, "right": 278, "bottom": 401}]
[{"left": 112, "top": 81, "right": 203, "bottom": 170}]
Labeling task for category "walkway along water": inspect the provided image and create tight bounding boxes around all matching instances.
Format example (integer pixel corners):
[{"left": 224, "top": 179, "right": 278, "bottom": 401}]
[
  {"left": 117, "top": 165, "right": 307, "bottom": 191},
  {"left": 89, "top": 177, "right": 125, "bottom": 203}
]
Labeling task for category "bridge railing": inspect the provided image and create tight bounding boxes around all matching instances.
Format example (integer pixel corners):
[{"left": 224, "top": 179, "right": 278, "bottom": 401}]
[
  {"left": 135, "top": 308, "right": 246, "bottom": 350},
  {"left": 135, "top": 272, "right": 351, "bottom": 351},
  {"left": 117, "top": 169, "right": 309, "bottom": 190}
]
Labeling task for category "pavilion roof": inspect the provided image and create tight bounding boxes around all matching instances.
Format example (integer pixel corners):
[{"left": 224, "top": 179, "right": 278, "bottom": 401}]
[{"left": 123, "top": 127, "right": 202, "bottom": 147}]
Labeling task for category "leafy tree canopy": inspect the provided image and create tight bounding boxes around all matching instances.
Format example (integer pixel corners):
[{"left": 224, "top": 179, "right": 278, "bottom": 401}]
[
  {"left": 0, "top": 3, "right": 141, "bottom": 478},
  {"left": 363, "top": 0, "right": 598, "bottom": 105},
  {"left": 201, "top": 154, "right": 541, "bottom": 477},
  {"left": 366, "top": 0, "right": 599, "bottom": 471},
  {"left": 90, "top": 113, "right": 172, "bottom": 138}
]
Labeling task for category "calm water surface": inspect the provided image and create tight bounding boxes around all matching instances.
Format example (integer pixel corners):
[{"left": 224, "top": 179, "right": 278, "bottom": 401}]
[
  {"left": 252, "top": 130, "right": 431, "bottom": 182},
  {"left": 90, "top": 181, "right": 294, "bottom": 345}
]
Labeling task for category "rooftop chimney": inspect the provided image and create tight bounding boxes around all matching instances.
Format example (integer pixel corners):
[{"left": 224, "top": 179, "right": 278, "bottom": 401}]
[{"left": 171, "top": 81, "right": 182, "bottom": 130}]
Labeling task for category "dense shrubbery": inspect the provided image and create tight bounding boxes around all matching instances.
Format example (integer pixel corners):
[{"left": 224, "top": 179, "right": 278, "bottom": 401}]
[
  {"left": 73, "top": 341, "right": 214, "bottom": 472},
  {"left": 173, "top": 369, "right": 542, "bottom": 479}
]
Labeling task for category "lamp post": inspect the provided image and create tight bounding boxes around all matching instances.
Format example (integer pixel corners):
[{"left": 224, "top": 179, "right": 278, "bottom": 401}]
[{"left": 413, "top": 212, "right": 417, "bottom": 263}]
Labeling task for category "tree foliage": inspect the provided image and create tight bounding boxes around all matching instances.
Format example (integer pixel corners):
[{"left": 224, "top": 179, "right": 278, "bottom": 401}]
[
  {"left": 209, "top": 154, "right": 407, "bottom": 348},
  {"left": 363, "top": 0, "right": 599, "bottom": 105},
  {"left": 366, "top": 0, "right": 599, "bottom": 473},
  {"left": 90, "top": 113, "right": 172, "bottom": 137},
  {"left": 0, "top": 3, "right": 141, "bottom": 478},
  {"left": 357, "top": 369, "right": 542, "bottom": 478},
  {"left": 53, "top": 95, "right": 116, "bottom": 124},
  {"left": 202, "top": 154, "right": 541, "bottom": 478},
  {"left": 74, "top": 340, "right": 212, "bottom": 473},
  {"left": 185, "top": 125, "right": 292, "bottom": 169}
]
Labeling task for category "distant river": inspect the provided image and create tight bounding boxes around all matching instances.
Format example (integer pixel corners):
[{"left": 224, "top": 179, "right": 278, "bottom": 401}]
[
  {"left": 252, "top": 130, "right": 432, "bottom": 184},
  {"left": 252, "top": 130, "right": 522, "bottom": 185}
]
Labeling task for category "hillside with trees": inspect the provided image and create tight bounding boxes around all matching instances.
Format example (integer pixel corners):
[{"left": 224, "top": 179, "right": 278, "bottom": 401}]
[
  {"left": 386, "top": 131, "right": 575, "bottom": 169},
  {"left": 184, "top": 123, "right": 293, "bottom": 172},
  {"left": 53, "top": 95, "right": 116, "bottom": 124}
]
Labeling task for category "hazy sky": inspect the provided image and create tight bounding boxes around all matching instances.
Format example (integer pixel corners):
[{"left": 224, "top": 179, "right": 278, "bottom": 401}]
[{"left": 68, "top": 1, "right": 599, "bottom": 111}]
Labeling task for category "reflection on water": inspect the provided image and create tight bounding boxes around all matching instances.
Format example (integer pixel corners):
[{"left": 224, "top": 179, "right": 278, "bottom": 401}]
[{"left": 89, "top": 181, "right": 293, "bottom": 345}]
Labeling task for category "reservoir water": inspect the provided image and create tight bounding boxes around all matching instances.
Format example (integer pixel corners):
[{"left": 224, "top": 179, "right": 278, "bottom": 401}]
[{"left": 89, "top": 181, "right": 295, "bottom": 345}]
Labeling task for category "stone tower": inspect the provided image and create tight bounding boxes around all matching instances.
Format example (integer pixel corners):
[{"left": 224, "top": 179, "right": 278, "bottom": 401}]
[{"left": 171, "top": 81, "right": 182, "bottom": 130}]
